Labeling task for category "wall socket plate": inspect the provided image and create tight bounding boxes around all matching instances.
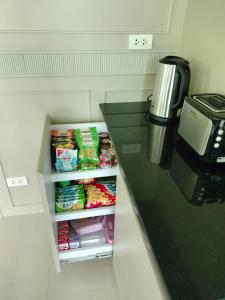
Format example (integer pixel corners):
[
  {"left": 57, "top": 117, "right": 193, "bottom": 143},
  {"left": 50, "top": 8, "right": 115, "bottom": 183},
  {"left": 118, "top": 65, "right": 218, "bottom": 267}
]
[
  {"left": 129, "top": 34, "right": 153, "bottom": 50},
  {"left": 6, "top": 176, "right": 28, "bottom": 188}
]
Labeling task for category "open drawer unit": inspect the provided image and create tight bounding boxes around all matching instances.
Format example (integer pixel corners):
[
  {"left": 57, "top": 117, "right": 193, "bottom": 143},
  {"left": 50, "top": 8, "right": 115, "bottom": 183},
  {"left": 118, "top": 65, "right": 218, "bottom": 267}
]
[{"left": 37, "top": 118, "right": 118, "bottom": 272}]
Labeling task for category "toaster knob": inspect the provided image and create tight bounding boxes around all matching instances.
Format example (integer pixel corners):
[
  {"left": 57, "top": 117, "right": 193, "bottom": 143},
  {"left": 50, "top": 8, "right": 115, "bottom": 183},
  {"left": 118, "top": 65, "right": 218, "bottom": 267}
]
[
  {"left": 214, "top": 143, "right": 220, "bottom": 148},
  {"left": 218, "top": 129, "right": 224, "bottom": 135},
  {"left": 216, "top": 136, "right": 222, "bottom": 142}
]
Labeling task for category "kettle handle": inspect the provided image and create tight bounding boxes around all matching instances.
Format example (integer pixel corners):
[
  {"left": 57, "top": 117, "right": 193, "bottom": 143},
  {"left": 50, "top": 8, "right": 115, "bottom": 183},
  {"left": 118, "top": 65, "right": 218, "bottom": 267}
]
[{"left": 171, "top": 64, "right": 190, "bottom": 109}]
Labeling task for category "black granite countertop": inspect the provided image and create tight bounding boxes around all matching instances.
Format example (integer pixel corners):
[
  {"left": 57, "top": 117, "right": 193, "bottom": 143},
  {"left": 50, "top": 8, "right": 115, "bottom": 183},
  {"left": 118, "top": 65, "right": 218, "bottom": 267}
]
[{"left": 100, "top": 102, "right": 225, "bottom": 300}]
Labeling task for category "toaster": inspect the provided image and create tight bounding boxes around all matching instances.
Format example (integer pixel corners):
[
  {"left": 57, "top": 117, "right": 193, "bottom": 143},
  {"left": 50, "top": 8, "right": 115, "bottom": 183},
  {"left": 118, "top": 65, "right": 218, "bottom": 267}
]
[
  {"left": 170, "top": 140, "right": 225, "bottom": 205},
  {"left": 178, "top": 94, "right": 225, "bottom": 164}
]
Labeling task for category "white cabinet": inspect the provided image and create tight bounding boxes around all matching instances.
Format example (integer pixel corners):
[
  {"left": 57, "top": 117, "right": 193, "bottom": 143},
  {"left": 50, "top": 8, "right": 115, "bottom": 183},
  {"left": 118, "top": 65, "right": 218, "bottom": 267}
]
[
  {"left": 37, "top": 118, "right": 117, "bottom": 272},
  {"left": 113, "top": 166, "right": 170, "bottom": 300},
  {"left": 37, "top": 117, "right": 168, "bottom": 299}
]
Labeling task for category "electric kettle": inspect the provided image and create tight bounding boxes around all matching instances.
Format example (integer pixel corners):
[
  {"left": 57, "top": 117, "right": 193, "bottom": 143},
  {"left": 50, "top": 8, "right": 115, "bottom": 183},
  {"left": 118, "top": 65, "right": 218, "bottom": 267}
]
[
  {"left": 149, "top": 56, "right": 190, "bottom": 123},
  {"left": 148, "top": 121, "right": 175, "bottom": 168}
]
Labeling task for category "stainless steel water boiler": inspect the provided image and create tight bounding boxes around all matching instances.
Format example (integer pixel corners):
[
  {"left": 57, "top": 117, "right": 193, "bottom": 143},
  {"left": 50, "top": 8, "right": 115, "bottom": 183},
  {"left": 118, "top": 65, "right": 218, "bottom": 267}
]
[{"left": 149, "top": 56, "right": 190, "bottom": 123}]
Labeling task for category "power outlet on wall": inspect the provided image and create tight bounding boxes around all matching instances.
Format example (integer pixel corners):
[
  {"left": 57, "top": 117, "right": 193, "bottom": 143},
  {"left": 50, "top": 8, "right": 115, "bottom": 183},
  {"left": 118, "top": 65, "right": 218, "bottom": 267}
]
[
  {"left": 129, "top": 34, "right": 153, "bottom": 50},
  {"left": 6, "top": 176, "right": 28, "bottom": 188}
]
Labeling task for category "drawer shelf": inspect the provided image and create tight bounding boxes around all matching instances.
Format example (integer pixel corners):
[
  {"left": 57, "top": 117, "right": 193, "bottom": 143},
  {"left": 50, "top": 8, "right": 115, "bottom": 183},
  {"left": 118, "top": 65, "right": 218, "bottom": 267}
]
[
  {"left": 59, "top": 244, "right": 113, "bottom": 263},
  {"left": 37, "top": 120, "right": 116, "bottom": 272},
  {"left": 55, "top": 205, "right": 115, "bottom": 222},
  {"left": 51, "top": 165, "right": 118, "bottom": 182}
]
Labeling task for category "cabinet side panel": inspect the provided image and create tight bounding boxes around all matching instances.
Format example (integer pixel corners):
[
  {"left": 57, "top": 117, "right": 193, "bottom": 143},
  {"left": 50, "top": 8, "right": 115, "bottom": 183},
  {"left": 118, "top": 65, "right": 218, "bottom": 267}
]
[
  {"left": 37, "top": 175, "right": 60, "bottom": 272},
  {"left": 37, "top": 117, "right": 61, "bottom": 272},
  {"left": 113, "top": 167, "right": 168, "bottom": 300}
]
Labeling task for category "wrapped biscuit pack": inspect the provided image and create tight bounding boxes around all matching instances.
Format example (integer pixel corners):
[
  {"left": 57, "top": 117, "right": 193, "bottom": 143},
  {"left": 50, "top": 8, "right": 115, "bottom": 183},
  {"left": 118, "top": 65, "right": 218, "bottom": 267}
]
[
  {"left": 55, "top": 184, "right": 85, "bottom": 213},
  {"left": 51, "top": 129, "right": 78, "bottom": 172},
  {"left": 85, "top": 183, "right": 116, "bottom": 208},
  {"left": 74, "top": 127, "right": 99, "bottom": 170}
]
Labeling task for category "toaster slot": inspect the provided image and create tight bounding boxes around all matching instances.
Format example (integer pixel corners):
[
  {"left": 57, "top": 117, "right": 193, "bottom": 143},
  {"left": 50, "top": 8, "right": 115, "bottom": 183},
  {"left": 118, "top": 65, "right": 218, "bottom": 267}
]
[{"left": 193, "top": 94, "right": 225, "bottom": 112}]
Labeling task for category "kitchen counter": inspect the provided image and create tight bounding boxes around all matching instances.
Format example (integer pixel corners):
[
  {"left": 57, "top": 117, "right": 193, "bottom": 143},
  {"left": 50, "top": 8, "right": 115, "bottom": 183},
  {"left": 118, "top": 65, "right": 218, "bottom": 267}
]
[{"left": 100, "top": 102, "right": 225, "bottom": 300}]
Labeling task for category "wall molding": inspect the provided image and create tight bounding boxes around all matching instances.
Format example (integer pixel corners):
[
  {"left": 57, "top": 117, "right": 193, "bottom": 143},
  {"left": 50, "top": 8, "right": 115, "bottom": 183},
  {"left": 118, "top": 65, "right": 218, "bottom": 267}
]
[
  {"left": 0, "top": 0, "right": 174, "bottom": 34},
  {"left": 0, "top": 29, "right": 170, "bottom": 35},
  {"left": 0, "top": 89, "right": 89, "bottom": 96},
  {"left": 0, "top": 89, "right": 91, "bottom": 123},
  {"left": 0, "top": 50, "right": 175, "bottom": 77},
  {"left": 0, "top": 162, "right": 43, "bottom": 216}
]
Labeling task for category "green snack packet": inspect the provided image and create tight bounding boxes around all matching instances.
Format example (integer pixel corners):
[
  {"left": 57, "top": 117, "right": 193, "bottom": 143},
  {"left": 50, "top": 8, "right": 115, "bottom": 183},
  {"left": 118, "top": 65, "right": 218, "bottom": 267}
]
[
  {"left": 74, "top": 127, "right": 99, "bottom": 149},
  {"left": 79, "top": 148, "right": 99, "bottom": 163},
  {"left": 80, "top": 162, "right": 98, "bottom": 170},
  {"left": 55, "top": 198, "right": 85, "bottom": 213},
  {"left": 56, "top": 194, "right": 85, "bottom": 202},
  {"left": 57, "top": 181, "right": 70, "bottom": 188}
]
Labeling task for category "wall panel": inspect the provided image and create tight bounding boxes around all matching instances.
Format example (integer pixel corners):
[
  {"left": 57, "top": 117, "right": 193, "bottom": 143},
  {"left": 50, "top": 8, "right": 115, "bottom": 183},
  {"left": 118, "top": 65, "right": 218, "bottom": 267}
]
[
  {"left": 0, "top": 0, "right": 173, "bottom": 33},
  {"left": 0, "top": 90, "right": 90, "bottom": 214},
  {"left": 0, "top": 0, "right": 188, "bottom": 215},
  {"left": 0, "top": 51, "right": 174, "bottom": 77}
]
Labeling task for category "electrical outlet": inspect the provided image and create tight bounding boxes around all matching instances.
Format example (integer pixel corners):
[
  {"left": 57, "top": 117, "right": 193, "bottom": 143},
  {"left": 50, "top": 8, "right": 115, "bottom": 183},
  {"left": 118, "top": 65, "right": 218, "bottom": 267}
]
[
  {"left": 129, "top": 34, "right": 153, "bottom": 50},
  {"left": 6, "top": 176, "right": 28, "bottom": 188}
]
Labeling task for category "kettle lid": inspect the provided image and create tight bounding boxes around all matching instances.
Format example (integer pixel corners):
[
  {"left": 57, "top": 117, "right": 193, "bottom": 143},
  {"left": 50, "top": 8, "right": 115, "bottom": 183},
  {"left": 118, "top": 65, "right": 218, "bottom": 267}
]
[{"left": 160, "top": 56, "right": 189, "bottom": 66}]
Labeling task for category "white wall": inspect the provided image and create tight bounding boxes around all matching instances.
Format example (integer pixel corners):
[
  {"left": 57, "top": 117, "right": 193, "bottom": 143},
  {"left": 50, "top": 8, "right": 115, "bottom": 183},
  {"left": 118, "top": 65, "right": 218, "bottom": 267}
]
[
  {"left": 0, "top": 0, "right": 188, "bottom": 215},
  {"left": 180, "top": 0, "right": 225, "bottom": 94}
]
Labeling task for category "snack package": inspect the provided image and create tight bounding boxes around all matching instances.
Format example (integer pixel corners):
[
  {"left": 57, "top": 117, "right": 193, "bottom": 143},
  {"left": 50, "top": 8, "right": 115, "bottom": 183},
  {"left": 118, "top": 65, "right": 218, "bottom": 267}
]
[
  {"left": 99, "top": 134, "right": 117, "bottom": 168},
  {"left": 55, "top": 199, "right": 85, "bottom": 213},
  {"left": 100, "top": 138, "right": 111, "bottom": 151},
  {"left": 57, "top": 181, "right": 71, "bottom": 188},
  {"left": 70, "top": 217, "right": 107, "bottom": 248},
  {"left": 99, "top": 154, "right": 112, "bottom": 169},
  {"left": 76, "top": 178, "right": 96, "bottom": 185},
  {"left": 68, "top": 227, "right": 80, "bottom": 249},
  {"left": 51, "top": 129, "right": 74, "bottom": 138},
  {"left": 58, "top": 221, "right": 81, "bottom": 251},
  {"left": 52, "top": 140, "right": 75, "bottom": 150},
  {"left": 55, "top": 185, "right": 85, "bottom": 213},
  {"left": 80, "top": 162, "right": 99, "bottom": 170},
  {"left": 58, "top": 220, "right": 69, "bottom": 229},
  {"left": 102, "top": 215, "right": 115, "bottom": 244},
  {"left": 79, "top": 229, "right": 106, "bottom": 247},
  {"left": 99, "top": 132, "right": 109, "bottom": 139},
  {"left": 85, "top": 183, "right": 116, "bottom": 208},
  {"left": 58, "top": 226, "right": 69, "bottom": 235},
  {"left": 51, "top": 129, "right": 77, "bottom": 172},
  {"left": 74, "top": 128, "right": 99, "bottom": 148},
  {"left": 74, "top": 127, "right": 99, "bottom": 170},
  {"left": 58, "top": 237, "right": 69, "bottom": 251},
  {"left": 79, "top": 148, "right": 99, "bottom": 162},
  {"left": 78, "top": 147, "right": 99, "bottom": 169},
  {"left": 55, "top": 149, "right": 78, "bottom": 172},
  {"left": 104, "top": 183, "right": 116, "bottom": 196},
  {"left": 58, "top": 221, "right": 69, "bottom": 251},
  {"left": 70, "top": 217, "right": 104, "bottom": 235}
]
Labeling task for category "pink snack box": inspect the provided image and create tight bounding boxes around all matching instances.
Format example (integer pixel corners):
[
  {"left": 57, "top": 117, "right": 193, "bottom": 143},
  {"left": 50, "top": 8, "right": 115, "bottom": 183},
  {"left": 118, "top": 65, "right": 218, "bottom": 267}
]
[
  {"left": 102, "top": 215, "right": 115, "bottom": 244},
  {"left": 70, "top": 217, "right": 103, "bottom": 235}
]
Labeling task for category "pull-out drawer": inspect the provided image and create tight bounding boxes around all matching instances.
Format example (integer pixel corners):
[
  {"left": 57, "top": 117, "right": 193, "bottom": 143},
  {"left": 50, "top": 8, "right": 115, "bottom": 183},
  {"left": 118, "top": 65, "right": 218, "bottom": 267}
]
[{"left": 37, "top": 118, "right": 117, "bottom": 272}]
